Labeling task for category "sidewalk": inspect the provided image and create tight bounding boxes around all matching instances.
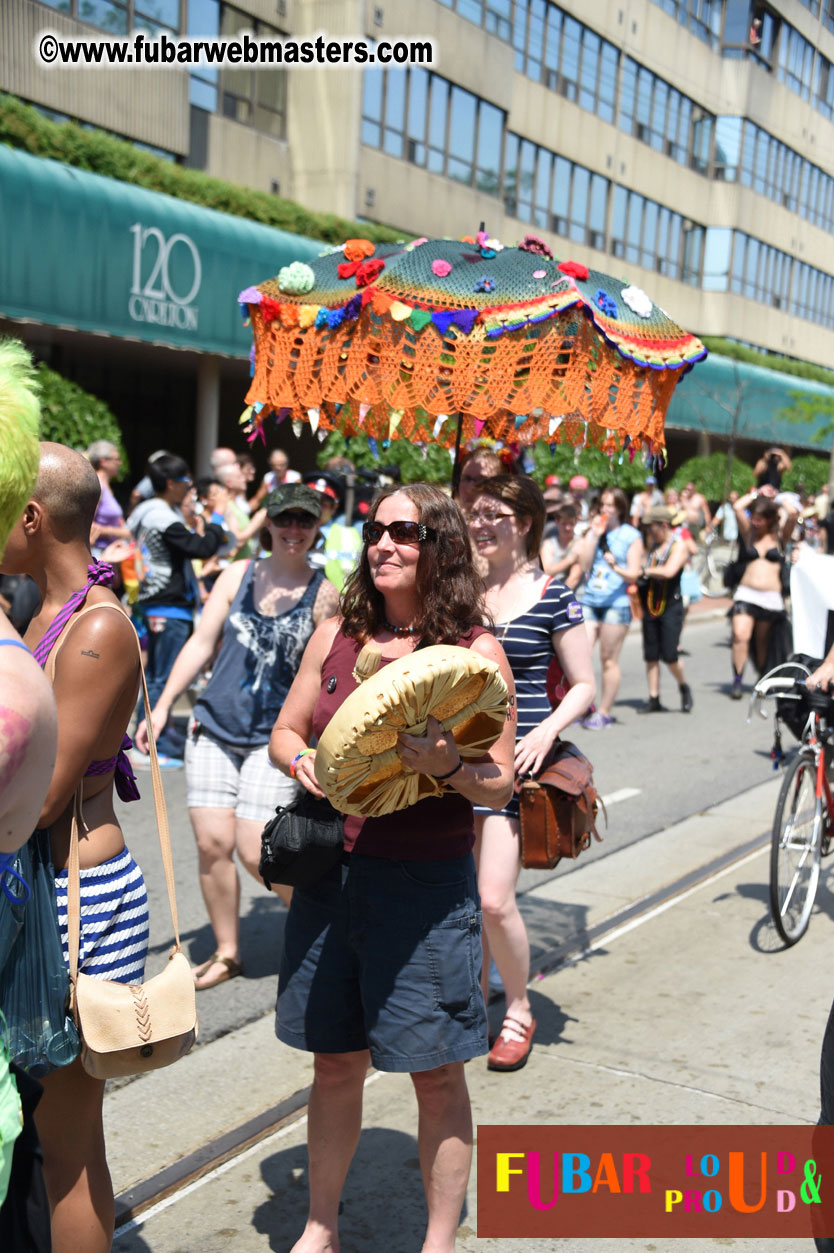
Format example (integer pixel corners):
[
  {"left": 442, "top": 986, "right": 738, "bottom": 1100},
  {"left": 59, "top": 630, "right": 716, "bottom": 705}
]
[{"left": 108, "top": 773, "right": 831, "bottom": 1252}]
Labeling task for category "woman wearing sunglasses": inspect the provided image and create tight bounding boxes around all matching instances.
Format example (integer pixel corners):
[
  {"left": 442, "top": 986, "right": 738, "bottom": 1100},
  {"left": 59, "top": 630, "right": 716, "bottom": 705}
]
[
  {"left": 271, "top": 484, "right": 515, "bottom": 1253},
  {"left": 466, "top": 476, "right": 595, "bottom": 1072},
  {"left": 135, "top": 484, "right": 339, "bottom": 989}
]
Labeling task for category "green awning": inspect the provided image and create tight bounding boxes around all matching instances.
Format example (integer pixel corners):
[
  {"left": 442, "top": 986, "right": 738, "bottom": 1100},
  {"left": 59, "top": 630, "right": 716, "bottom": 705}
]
[
  {"left": 0, "top": 145, "right": 320, "bottom": 357},
  {"left": 668, "top": 352, "right": 834, "bottom": 451}
]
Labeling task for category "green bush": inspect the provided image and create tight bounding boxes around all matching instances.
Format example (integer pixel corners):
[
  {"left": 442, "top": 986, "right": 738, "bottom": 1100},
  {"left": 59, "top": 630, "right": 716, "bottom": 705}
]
[
  {"left": 782, "top": 454, "right": 830, "bottom": 495},
  {"left": 0, "top": 92, "right": 403, "bottom": 246},
  {"left": 668, "top": 452, "right": 754, "bottom": 499},
  {"left": 36, "top": 363, "right": 128, "bottom": 474},
  {"left": 316, "top": 431, "right": 452, "bottom": 485},
  {"left": 529, "top": 441, "right": 649, "bottom": 490}
]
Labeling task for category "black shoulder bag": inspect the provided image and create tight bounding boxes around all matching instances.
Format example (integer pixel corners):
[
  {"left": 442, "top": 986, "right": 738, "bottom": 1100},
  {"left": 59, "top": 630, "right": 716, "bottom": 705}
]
[{"left": 259, "top": 791, "right": 344, "bottom": 890}]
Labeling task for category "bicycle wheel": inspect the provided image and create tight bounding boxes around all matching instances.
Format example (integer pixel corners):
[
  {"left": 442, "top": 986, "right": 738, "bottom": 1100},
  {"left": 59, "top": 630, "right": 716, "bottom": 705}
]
[{"left": 770, "top": 749, "right": 823, "bottom": 945}]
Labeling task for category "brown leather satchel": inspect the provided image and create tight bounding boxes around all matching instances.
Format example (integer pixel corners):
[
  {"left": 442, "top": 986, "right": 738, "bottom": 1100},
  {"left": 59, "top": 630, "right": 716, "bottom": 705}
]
[
  {"left": 56, "top": 605, "right": 198, "bottom": 1079},
  {"left": 518, "top": 740, "right": 606, "bottom": 870}
]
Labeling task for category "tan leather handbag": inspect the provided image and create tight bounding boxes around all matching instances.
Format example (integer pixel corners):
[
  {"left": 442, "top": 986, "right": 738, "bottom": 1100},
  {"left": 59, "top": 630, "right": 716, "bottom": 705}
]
[
  {"left": 518, "top": 740, "right": 606, "bottom": 871},
  {"left": 59, "top": 605, "right": 198, "bottom": 1079}
]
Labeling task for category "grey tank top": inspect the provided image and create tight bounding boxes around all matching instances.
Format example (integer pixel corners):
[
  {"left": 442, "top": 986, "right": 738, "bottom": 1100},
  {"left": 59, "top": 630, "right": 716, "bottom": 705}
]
[{"left": 194, "top": 561, "right": 325, "bottom": 749}]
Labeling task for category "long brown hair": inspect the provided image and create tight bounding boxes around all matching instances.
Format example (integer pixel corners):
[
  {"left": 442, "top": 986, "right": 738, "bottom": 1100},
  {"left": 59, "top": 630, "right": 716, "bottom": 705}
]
[
  {"left": 340, "top": 484, "right": 489, "bottom": 643},
  {"left": 473, "top": 474, "right": 545, "bottom": 559}
]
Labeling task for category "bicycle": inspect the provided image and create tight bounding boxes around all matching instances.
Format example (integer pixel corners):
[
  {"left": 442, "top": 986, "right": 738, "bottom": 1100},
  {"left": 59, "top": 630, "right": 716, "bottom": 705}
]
[
  {"left": 691, "top": 530, "right": 733, "bottom": 598},
  {"left": 750, "top": 660, "right": 834, "bottom": 945}
]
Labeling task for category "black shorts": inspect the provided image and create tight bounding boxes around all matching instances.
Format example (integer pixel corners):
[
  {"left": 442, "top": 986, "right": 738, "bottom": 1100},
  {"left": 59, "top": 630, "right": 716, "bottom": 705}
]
[{"left": 642, "top": 599, "right": 684, "bottom": 664}]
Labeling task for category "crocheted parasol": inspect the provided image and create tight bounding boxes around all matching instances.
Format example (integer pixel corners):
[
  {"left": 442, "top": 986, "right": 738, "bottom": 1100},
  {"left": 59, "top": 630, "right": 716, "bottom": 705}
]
[{"left": 239, "top": 229, "right": 706, "bottom": 456}]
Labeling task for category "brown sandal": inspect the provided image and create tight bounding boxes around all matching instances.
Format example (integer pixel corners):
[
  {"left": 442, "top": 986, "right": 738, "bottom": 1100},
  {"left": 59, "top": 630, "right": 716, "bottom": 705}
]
[{"left": 192, "top": 953, "right": 243, "bottom": 990}]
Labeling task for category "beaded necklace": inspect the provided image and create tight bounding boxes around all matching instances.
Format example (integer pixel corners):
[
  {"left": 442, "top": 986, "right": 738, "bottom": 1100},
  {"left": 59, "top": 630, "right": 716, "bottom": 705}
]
[
  {"left": 383, "top": 621, "right": 417, "bottom": 637},
  {"left": 645, "top": 539, "right": 674, "bottom": 619}
]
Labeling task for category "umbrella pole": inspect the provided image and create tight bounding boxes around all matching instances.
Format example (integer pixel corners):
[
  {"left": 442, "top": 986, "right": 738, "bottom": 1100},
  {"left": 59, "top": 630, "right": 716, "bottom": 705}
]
[{"left": 451, "top": 414, "right": 463, "bottom": 497}]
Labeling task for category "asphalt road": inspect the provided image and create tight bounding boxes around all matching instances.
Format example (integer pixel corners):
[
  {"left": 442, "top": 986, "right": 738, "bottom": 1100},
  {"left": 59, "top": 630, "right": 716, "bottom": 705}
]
[{"left": 119, "top": 612, "right": 783, "bottom": 1048}]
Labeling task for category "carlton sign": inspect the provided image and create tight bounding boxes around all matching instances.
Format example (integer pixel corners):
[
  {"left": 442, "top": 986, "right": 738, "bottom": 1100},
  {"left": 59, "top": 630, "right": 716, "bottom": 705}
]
[{"left": 128, "top": 223, "right": 201, "bottom": 331}]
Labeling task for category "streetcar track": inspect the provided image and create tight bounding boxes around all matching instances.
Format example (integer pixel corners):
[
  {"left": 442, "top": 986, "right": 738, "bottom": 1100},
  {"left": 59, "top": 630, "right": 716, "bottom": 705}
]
[{"left": 112, "top": 827, "right": 768, "bottom": 1240}]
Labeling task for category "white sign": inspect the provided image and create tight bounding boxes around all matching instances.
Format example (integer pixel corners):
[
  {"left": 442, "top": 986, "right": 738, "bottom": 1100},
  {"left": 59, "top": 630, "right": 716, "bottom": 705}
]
[
  {"left": 128, "top": 224, "right": 201, "bottom": 331},
  {"left": 790, "top": 546, "right": 834, "bottom": 660}
]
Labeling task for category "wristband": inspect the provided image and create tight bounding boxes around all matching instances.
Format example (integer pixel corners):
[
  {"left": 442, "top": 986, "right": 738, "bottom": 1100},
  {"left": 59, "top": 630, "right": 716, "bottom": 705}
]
[
  {"left": 289, "top": 748, "right": 314, "bottom": 779},
  {"left": 434, "top": 757, "right": 463, "bottom": 781}
]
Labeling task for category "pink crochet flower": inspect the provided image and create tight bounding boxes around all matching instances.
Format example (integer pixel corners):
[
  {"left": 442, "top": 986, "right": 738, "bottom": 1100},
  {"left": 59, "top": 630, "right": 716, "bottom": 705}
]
[
  {"left": 432, "top": 260, "right": 452, "bottom": 277},
  {"left": 519, "top": 233, "right": 553, "bottom": 259}
]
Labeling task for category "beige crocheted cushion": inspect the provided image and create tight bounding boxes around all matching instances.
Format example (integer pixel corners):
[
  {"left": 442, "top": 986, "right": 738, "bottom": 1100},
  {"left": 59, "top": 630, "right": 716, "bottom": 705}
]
[{"left": 314, "top": 644, "right": 508, "bottom": 817}]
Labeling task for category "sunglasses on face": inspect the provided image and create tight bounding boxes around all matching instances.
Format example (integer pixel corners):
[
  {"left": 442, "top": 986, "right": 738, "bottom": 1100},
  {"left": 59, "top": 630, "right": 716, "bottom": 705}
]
[
  {"left": 362, "top": 520, "right": 436, "bottom": 545},
  {"left": 272, "top": 511, "right": 318, "bottom": 528}
]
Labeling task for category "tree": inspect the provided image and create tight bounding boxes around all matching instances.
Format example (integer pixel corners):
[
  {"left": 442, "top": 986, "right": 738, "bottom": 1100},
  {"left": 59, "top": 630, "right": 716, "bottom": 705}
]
[
  {"left": 316, "top": 431, "right": 452, "bottom": 484},
  {"left": 35, "top": 363, "right": 128, "bottom": 474},
  {"left": 528, "top": 441, "right": 648, "bottom": 490},
  {"left": 782, "top": 454, "right": 830, "bottom": 496},
  {"left": 779, "top": 390, "right": 834, "bottom": 498},
  {"left": 669, "top": 452, "right": 754, "bottom": 499}
]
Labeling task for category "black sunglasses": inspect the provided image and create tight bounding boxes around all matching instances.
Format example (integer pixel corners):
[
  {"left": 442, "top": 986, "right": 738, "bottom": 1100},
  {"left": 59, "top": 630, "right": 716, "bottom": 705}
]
[
  {"left": 362, "top": 520, "right": 437, "bottom": 545},
  {"left": 272, "top": 511, "right": 318, "bottom": 527}
]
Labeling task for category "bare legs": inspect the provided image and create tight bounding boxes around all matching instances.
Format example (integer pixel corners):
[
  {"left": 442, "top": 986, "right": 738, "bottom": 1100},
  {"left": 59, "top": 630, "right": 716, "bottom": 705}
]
[
  {"left": 189, "top": 808, "right": 291, "bottom": 986},
  {"left": 290, "top": 1051, "right": 369, "bottom": 1253},
  {"left": 731, "top": 612, "right": 772, "bottom": 681},
  {"left": 585, "top": 620, "right": 629, "bottom": 718},
  {"left": 291, "top": 1054, "right": 472, "bottom": 1253},
  {"left": 474, "top": 813, "right": 532, "bottom": 1037},
  {"left": 412, "top": 1063, "right": 473, "bottom": 1253},
  {"left": 35, "top": 1059, "right": 111, "bottom": 1253}
]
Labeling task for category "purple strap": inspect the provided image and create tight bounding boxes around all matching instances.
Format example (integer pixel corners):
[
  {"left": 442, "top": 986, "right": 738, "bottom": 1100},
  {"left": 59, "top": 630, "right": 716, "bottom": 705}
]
[
  {"left": 85, "top": 733, "right": 140, "bottom": 803},
  {"left": 0, "top": 850, "right": 30, "bottom": 904},
  {"left": 32, "top": 561, "right": 140, "bottom": 804},
  {"left": 32, "top": 560, "right": 115, "bottom": 667}
]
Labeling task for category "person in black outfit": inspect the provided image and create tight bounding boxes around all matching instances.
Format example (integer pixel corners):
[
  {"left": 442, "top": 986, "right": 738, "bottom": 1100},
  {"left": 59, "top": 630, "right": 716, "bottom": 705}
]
[
  {"left": 126, "top": 454, "right": 228, "bottom": 762},
  {"left": 754, "top": 446, "right": 792, "bottom": 491},
  {"left": 636, "top": 506, "right": 693, "bottom": 714}
]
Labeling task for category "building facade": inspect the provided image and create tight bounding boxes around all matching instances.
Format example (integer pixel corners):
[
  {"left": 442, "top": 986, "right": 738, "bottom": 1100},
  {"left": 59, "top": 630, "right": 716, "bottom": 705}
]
[{"left": 3, "top": 0, "right": 834, "bottom": 470}]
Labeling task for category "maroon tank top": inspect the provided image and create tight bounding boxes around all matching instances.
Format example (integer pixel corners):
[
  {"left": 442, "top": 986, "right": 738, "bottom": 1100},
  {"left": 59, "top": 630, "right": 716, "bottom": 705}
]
[{"left": 312, "top": 627, "right": 491, "bottom": 860}]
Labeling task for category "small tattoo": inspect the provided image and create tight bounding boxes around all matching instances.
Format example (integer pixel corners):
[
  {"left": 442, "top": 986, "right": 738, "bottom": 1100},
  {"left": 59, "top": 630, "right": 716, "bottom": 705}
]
[
  {"left": 506, "top": 694, "right": 516, "bottom": 722},
  {"left": 80, "top": 649, "right": 100, "bottom": 659},
  {"left": 327, "top": 676, "right": 338, "bottom": 694}
]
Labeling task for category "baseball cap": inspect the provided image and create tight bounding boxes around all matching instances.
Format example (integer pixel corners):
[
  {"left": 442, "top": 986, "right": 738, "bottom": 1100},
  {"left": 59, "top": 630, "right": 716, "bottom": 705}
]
[
  {"left": 569, "top": 475, "right": 589, "bottom": 491},
  {"left": 302, "top": 471, "right": 342, "bottom": 505},
  {"left": 265, "top": 484, "right": 323, "bottom": 519},
  {"left": 645, "top": 475, "right": 658, "bottom": 485},
  {"left": 643, "top": 505, "right": 673, "bottom": 525}
]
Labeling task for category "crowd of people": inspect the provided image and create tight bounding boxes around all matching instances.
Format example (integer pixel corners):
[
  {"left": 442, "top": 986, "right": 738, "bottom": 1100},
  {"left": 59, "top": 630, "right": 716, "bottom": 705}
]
[{"left": 2, "top": 332, "right": 833, "bottom": 1253}]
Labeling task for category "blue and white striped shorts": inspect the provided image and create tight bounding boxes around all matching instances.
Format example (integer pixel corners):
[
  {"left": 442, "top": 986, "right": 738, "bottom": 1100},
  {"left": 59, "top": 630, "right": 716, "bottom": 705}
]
[{"left": 54, "top": 846, "right": 149, "bottom": 984}]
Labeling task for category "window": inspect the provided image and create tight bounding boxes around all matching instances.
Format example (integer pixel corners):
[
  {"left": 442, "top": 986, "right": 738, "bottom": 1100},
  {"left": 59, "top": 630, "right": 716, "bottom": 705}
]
[
  {"left": 646, "top": 0, "right": 721, "bottom": 46},
  {"left": 702, "top": 228, "right": 732, "bottom": 290},
  {"left": 713, "top": 116, "right": 742, "bottom": 180},
  {"left": 777, "top": 26, "right": 814, "bottom": 100},
  {"left": 362, "top": 68, "right": 506, "bottom": 194},
  {"left": 503, "top": 132, "right": 614, "bottom": 254},
  {"left": 188, "top": 3, "right": 285, "bottom": 138}
]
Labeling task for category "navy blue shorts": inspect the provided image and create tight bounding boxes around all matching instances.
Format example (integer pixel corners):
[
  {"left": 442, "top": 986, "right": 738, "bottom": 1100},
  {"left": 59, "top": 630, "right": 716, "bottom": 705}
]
[{"left": 276, "top": 852, "right": 488, "bottom": 1073}]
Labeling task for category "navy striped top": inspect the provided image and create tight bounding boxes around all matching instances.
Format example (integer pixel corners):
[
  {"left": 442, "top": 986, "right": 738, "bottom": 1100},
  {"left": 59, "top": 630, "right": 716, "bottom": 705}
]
[{"left": 496, "top": 577, "right": 584, "bottom": 738}]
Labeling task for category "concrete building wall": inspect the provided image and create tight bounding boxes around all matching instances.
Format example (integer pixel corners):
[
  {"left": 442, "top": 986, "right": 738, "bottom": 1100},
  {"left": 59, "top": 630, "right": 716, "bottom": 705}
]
[{"left": 0, "top": 0, "right": 189, "bottom": 154}]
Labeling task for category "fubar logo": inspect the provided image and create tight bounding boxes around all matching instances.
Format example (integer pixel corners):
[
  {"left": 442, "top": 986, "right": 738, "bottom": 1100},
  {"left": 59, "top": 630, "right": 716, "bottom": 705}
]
[{"left": 128, "top": 223, "right": 201, "bottom": 331}]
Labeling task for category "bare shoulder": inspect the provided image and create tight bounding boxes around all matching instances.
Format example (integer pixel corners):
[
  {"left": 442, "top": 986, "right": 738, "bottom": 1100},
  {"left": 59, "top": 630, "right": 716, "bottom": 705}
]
[
  {"left": 313, "top": 577, "right": 340, "bottom": 624},
  {"left": 470, "top": 630, "right": 504, "bottom": 664},
  {"left": 306, "top": 615, "right": 343, "bottom": 663}
]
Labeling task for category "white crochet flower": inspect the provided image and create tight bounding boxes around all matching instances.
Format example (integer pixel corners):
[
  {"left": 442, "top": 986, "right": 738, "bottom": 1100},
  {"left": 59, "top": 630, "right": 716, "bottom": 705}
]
[{"left": 621, "top": 285, "right": 653, "bottom": 318}]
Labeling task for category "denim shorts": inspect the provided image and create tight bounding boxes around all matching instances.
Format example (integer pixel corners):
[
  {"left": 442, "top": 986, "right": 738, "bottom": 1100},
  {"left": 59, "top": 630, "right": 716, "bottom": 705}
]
[
  {"left": 276, "top": 852, "right": 488, "bottom": 1073},
  {"left": 582, "top": 602, "right": 632, "bottom": 626}
]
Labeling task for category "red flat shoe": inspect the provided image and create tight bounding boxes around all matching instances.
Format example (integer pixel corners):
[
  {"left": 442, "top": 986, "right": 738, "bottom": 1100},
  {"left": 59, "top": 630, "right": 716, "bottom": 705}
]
[{"left": 487, "top": 1015, "right": 536, "bottom": 1072}]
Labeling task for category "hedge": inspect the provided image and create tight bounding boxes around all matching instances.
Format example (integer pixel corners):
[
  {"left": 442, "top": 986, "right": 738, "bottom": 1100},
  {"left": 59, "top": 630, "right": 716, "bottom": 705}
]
[{"left": 0, "top": 91, "right": 403, "bottom": 246}]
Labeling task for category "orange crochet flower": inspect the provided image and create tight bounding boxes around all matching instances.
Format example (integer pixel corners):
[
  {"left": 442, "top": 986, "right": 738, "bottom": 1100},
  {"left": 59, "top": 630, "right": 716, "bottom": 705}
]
[{"left": 343, "top": 238, "right": 376, "bottom": 263}]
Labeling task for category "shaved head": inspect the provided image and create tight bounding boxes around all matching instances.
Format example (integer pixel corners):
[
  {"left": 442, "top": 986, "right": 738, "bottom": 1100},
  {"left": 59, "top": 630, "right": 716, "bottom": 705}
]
[{"left": 34, "top": 442, "right": 101, "bottom": 542}]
